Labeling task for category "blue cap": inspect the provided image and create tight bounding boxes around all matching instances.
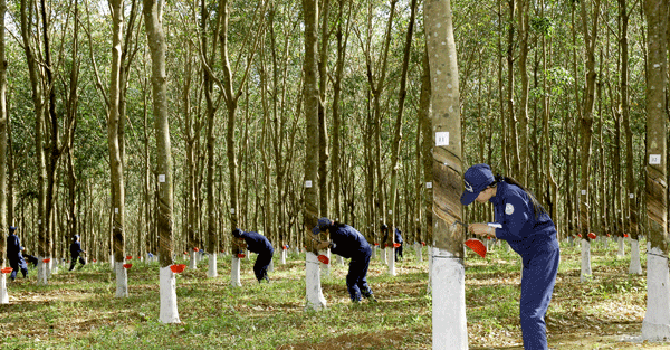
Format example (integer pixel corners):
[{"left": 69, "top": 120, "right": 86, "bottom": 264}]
[
  {"left": 460, "top": 163, "right": 496, "bottom": 206},
  {"left": 9, "top": 226, "right": 16, "bottom": 231},
  {"left": 312, "top": 217, "right": 332, "bottom": 235}
]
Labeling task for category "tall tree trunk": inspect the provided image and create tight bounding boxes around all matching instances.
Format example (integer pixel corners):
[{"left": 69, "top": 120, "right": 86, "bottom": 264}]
[
  {"left": 507, "top": 0, "right": 519, "bottom": 176},
  {"left": 143, "top": 0, "right": 179, "bottom": 323},
  {"left": 517, "top": 0, "right": 530, "bottom": 184},
  {"left": 0, "top": 0, "right": 8, "bottom": 303},
  {"left": 641, "top": 0, "right": 669, "bottom": 339},
  {"left": 425, "top": 0, "right": 467, "bottom": 346},
  {"left": 303, "top": 0, "right": 326, "bottom": 311},
  {"left": 317, "top": 0, "right": 330, "bottom": 217}
]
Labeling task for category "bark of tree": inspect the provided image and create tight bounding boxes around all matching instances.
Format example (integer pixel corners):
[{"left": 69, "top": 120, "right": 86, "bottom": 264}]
[
  {"left": 641, "top": 0, "right": 669, "bottom": 339},
  {"left": 425, "top": 0, "right": 467, "bottom": 346},
  {"left": 517, "top": 0, "right": 530, "bottom": 184},
  {"left": 0, "top": 0, "right": 7, "bottom": 292}
]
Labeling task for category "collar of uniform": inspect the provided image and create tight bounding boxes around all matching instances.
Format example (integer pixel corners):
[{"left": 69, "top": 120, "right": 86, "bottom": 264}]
[{"left": 488, "top": 181, "right": 509, "bottom": 206}]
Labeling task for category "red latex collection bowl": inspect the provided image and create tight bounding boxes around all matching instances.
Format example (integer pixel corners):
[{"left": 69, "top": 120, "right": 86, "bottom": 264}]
[
  {"left": 317, "top": 255, "right": 329, "bottom": 264},
  {"left": 588, "top": 233, "right": 597, "bottom": 239},
  {"left": 237, "top": 254, "right": 246, "bottom": 258},
  {"left": 1, "top": 267, "right": 12, "bottom": 274},
  {"left": 123, "top": 263, "right": 133, "bottom": 269},
  {"left": 170, "top": 264, "right": 186, "bottom": 273},
  {"left": 465, "top": 238, "right": 487, "bottom": 258}
]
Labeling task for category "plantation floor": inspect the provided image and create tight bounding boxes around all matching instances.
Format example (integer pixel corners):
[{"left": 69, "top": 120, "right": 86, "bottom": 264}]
[{"left": 1, "top": 239, "right": 669, "bottom": 349}]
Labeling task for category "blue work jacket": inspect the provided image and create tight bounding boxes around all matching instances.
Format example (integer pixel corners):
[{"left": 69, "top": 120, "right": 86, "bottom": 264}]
[
  {"left": 394, "top": 228, "right": 403, "bottom": 244},
  {"left": 70, "top": 241, "right": 83, "bottom": 258},
  {"left": 7, "top": 234, "right": 23, "bottom": 261},
  {"left": 324, "top": 224, "right": 370, "bottom": 259},
  {"left": 490, "top": 181, "right": 558, "bottom": 257},
  {"left": 240, "top": 231, "right": 274, "bottom": 255}
]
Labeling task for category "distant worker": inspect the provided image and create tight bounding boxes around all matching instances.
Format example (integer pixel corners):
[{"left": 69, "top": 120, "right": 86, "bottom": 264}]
[
  {"left": 461, "top": 163, "right": 559, "bottom": 350},
  {"left": 394, "top": 227, "right": 403, "bottom": 262},
  {"left": 314, "top": 218, "right": 375, "bottom": 303},
  {"left": 69, "top": 235, "right": 86, "bottom": 271},
  {"left": 232, "top": 229, "right": 274, "bottom": 283},
  {"left": 6, "top": 226, "right": 28, "bottom": 281}
]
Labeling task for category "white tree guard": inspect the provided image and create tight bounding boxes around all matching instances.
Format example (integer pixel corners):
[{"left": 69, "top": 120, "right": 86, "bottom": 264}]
[
  {"left": 414, "top": 242, "right": 423, "bottom": 263},
  {"left": 305, "top": 252, "right": 326, "bottom": 311},
  {"left": 381, "top": 247, "right": 388, "bottom": 265},
  {"left": 432, "top": 247, "right": 468, "bottom": 349},
  {"left": 387, "top": 246, "right": 396, "bottom": 276},
  {"left": 230, "top": 256, "right": 241, "bottom": 287},
  {"left": 642, "top": 247, "right": 670, "bottom": 340},
  {"left": 115, "top": 262, "right": 128, "bottom": 297},
  {"left": 159, "top": 265, "right": 181, "bottom": 323},
  {"left": 319, "top": 249, "right": 331, "bottom": 277},
  {"left": 38, "top": 258, "right": 48, "bottom": 285},
  {"left": 0, "top": 273, "right": 8, "bottom": 304},
  {"left": 208, "top": 254, "right": 218, "bottom": 278},
  {"left": 629, "top": 239, "right": 642, "bottom": 275},
  {"left": 581, "top": 239, "right": 592, "bottom": 283},
  {"left": 280, "top": 249, "right": 287, "bottom": 264},
  {"left": 617, "top": 236, "right": 626, "bottom": 256},
  {"left": 189, "top": 253, "right": 197, "bottom": 270}
]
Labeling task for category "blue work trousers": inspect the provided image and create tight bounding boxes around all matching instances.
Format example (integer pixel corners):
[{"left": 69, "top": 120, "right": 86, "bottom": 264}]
[
  {"left": 9, "top": 259, "right": 28, "bottom": 281},
  {"left": 253, "top": 252, "right": 273, "bottom": 282},
  {"left": 346, "top": 245, "right": 372, "bottom": 301},
  {"left": 520, "top": 245, "right": 560, "bottom": 350}
]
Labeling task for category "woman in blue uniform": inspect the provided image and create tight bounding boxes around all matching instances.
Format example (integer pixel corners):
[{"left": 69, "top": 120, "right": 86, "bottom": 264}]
[
  {"left": 6, "top": 226, "right": 28, "bottom": 281},
  {"left": 232, "top": 228, "right": 274, "bottom": 283},
  {"left": 461, "top": 163, "right": 559, "bottom": 350}
]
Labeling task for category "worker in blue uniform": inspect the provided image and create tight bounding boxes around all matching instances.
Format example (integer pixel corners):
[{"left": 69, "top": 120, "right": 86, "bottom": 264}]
[
  {"left": 394, "top": 227, "right": 403, "bottom": 262},
  {"left": 461, "top": 163, "right": 559, "bottom": 350},
  {"left": 314, "top": 217, "right": 375, "bottom": 302},
  {"left": 69, "top": 235, "right": 86, "bottom": 271},
  {"left": 232, "top": 228, "right": 274, "bottom": 283},
  {"left": 6, "top": 226, "right": 28, "bottom": 281}
]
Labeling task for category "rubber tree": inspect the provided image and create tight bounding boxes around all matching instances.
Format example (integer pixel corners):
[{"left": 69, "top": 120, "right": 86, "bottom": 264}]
[
  {"left": 425, "top": 0, "right": 468, "bottom": 347},
  {"left": 0, "top": 0, "right": 8, "bottom": 304},
  {"left": 304, "top": 0, "right": 326, "bottom": 311},
  {"left": 641, "top": 0, "right": 669, "bottom": 339},
  {"left": 143, "top": 0, "right": 180, "bottom": 323}
]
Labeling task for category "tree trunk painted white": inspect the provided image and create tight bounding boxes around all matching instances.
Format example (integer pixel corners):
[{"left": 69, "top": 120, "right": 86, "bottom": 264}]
[
  {"left": 0, "top": 273, "right": 8, "bottom": 304},
  {"left": 292, "top": 247, "right": 299, "bottom": 255},
  {"left": 305, "top": 252, "right": 326, "bottom": 311},
  {"left": 208, "top": 253, "right": 218, "bottom": 278},
  {"left": 230, "top": 256, "right": 241, "bottom": 287},
  {"left": 336, "top": 255, "right": 344, "bottom": 265},
  {"left": 109, "top": 254, "right": 114, "bottom": 270},
  {"left": 617, "top": 236, "right": 626, "bottom": 256},
  {"left": 388, "top": 246, "right": 396, "bottom": 276},
  {"left": 381, "top": 247, "right": 388, "bottom": 265},
  {"left": 414, "top": 242, "right": 423, "bottom": 262},
  {"left": 642, "top": 247, "right": 670, "bottom": 340},
  {"left": 431, "top": 247, "right": 468, "bottom": 349},
  {"left": 280, "top": 248, "right": 287, "bottom": 264},
  {"left": 319, "top": 248, "right": 330, "bottom": 277},
  {"left": 51, "top": 260, "right": 58, "bottom": 275},
  {"left": 629, "top": 239, "right": 642, "bottom": 275},
  {"left": 115, "top": 262, "right": 128, "bottom": 297},
  {"left": 604, "top": 236, "right": 609, "bottom": 249},
  {"left": 371, "top": 245, "right": 376, "bottom": 260},
  {"left": 159, "top": 265, "right": 181, "bottom": 323},
  {"left": 427, "top": 246, "right": 432, "bottom": 294},
  {"left": 581, "top": 239, "right": 592, "bottom": 282},
  {"left": 189, "top": 253, "right": 197, "bottom": 270},
  {"left": 268, "top": 259, "right": 274, "bottom": 273},
  {"left": 38, "top": 258, "right": 47, "bottom": 285}
]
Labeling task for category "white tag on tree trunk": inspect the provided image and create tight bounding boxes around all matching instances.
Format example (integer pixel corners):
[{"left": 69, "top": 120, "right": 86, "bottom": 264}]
[
  {"left": 159, "top": 174, "right": 166, "bottom": 182},
  {"left": 115, "top": 208, "right": 118, "bottom": 214},
  {"left": 389, "top": 210, "right": 392, "bottom": 215},
  {"left": 305, "top": 180, "right": 313, "bottom": 188},
  {"left": 426, "top": 182, "right": 432, "bottom": 189},
  {"left": 435, "top": 132, "right": 450, "bottom": 146},
  {"left": 629, "top": 193, "right": 634, "bottom": 199},
  {"left": 230, "top": 208, "right": 235, "bottom": 214},
  {"left": 650, "top": 154, "right": 661, "bottom": 164},
  {"left": 581, "top": 190, "right": 586, "bottom": 196}
]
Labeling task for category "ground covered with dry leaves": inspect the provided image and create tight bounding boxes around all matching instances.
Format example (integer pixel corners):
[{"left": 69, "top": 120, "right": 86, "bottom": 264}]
[{"left": 1, "top": 238, "right": 668, "bottom": 349}]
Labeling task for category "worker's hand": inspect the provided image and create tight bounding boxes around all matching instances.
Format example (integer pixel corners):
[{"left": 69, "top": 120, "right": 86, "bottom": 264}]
[
  {"left": 469, "top": 224, "right": 496, "bottom": 238},
  {"left": 316, "top": 241, "right": 332, "bottom": 250}
]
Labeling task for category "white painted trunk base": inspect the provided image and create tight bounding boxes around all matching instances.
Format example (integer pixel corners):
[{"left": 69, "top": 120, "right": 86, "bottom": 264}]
[
  {"left": 604, "top": 236, "right": 609, "bottom": 249},
  {"left": 629, "top": 239, "right": 642, "bottom": 275},
  {"left": 115, "top": 263, "right": 128, "bottom": 297},
  {"left": 280, "top": 249, "right": 287, "bottom": 265},
  {"left": 642, "top": 247, "right": 670, "bottom": 340},
  {"left": 581, "top": 239, "right": 592, "bottom": 282},
  {"left": 388, "top": 247, "right": 396, "bottom": 276},
  {"left": 431, "top": 247, "right": 468, "bottom": 349},
  {"left": 38, "top": 258, "right": 48, "bottom": 285},
  {"left": 414, "top": 243, "right": 423, "bottom": 263},
  {"left": 189, "top": 254, "right": 197, "bottom": 270},
  {"left": 305, "top": 252, "right": 327, "bottom": 311},
  {"left": 159, "top": 266, "right": 181, "bottom": 323},
  {"left": 0, "top": 273, "right": 8, "bottom": 304},
  {"left": 381, "top": 247, "right": 388, "bottom": 265},
  {"left": 268, "top": 260, "right": 274, "bottom": 273},
  {"left": 427, "top": 246, "right": 432, "bottom": 294},
  {"left": 231, "top": 257, "right": 241, "bottom": 287},
  {"left": 208, "top": 254, "right": 218, "bottom": 278},
  {"left": 617, "top": 236, "right": 626, "bottom": 256},
  {"left": 319, "top": 249, "right": 331, "bottom": 277},
  {"left": 371, "top": 246, "right": 376, "bottom": 260},
  {"left": 337, "top": 255, "right": 344, "bottom": 265},
  {"left": 109, "top": 255, "right": 114, "bottom": 270}
]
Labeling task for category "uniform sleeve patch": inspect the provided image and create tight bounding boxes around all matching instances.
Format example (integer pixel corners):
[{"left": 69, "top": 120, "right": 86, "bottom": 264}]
[{"left": 505, "top": 203, "right": 515, "bottom": 215}]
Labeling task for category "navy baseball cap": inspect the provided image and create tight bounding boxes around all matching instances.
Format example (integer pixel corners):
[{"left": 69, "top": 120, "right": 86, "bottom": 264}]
[
  {"left": 9, "top": 226, "right": 16, "bottom": 231},
  {"left": 312, "top": 217, "right": 332, "bottom": 235},
  {"left": 460, "top": 163, "right": 496, "bottom": 206}
]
